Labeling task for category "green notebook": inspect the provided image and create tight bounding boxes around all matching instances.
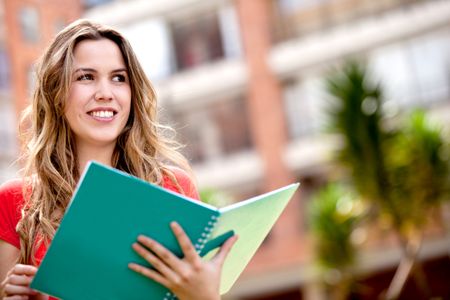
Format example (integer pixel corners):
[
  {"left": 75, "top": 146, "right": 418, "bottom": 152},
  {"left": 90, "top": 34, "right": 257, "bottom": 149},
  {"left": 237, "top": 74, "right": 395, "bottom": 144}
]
[{"left": 30, "top": 161, "right": 299, "bottom": 300}]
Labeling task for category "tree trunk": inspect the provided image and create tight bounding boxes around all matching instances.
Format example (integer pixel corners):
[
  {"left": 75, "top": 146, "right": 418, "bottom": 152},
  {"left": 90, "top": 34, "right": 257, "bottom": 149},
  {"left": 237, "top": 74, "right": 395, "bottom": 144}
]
[{"left": 385, "top": 230, "right": 431, "bottom": 299}]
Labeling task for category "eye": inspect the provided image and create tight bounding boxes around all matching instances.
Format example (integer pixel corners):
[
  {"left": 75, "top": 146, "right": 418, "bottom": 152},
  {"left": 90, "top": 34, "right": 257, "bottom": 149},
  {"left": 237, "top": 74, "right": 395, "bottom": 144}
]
[
  {"left": 76, "top": 73, "right": 94, "bottom": 81},
  {"left": 112, "top": 74, "right": 127, "bottom": 82}
]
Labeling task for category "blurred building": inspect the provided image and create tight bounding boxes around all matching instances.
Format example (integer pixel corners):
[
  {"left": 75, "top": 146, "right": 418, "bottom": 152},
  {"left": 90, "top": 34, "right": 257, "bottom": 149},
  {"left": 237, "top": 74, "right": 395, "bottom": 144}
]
[
  {"left": 83, "top": 0, "right": 450, "bottom": 299},
  {"left": 0, "top": 0, "right": 82, "bottom": 182},
  {"left": 0, "top": 0, "right": 17, "bottom": 183},
  {"left": 2, "top": 0, "right": 450, "bottom": 299}
]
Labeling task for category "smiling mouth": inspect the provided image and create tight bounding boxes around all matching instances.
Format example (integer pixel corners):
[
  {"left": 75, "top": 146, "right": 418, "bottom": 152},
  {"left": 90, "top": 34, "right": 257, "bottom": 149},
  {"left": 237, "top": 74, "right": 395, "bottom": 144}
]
[{"left": 88, "top": 110, "right": 117, "bottom": 118}]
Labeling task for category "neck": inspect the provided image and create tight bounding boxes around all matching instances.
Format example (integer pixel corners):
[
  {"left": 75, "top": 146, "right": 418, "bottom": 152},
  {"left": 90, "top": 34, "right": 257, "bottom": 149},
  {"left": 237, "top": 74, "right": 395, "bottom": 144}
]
[{"left": 76, "top": 142, "right": 116, "bottom": 175}]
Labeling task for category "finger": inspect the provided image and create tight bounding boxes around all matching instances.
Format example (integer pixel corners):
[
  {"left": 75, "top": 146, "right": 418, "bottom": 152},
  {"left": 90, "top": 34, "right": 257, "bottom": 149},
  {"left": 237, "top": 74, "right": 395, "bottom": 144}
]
[
  {"left": 3, "top": 283, "right": 37, "bottom": 295},
  {"left": 4, "top": 296, "right": 29, "bottom": 300},
  {"left": 137, "top": 235, "right": 185, "bottom": 273},
  {"left": 128, "top": 263, "right": 170, "bottom": 287},
  {"left": 11, "top": 265, "right": 37, "bottom": 276},
  {"left": 8, "top": 275, "right": 33, "bottom": 286},
  {"left": 132, "top": 242, "right": 178, "bottom": 281},
  {"left": 212, "top": 235, "right": 238, "bottom": 267},
  {"left": 170, "top": 222, "right": 199, "bottom": 262}
]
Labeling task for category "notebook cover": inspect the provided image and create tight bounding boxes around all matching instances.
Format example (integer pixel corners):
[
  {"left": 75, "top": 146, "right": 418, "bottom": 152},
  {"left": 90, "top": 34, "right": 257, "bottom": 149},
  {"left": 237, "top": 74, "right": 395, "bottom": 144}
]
[
  {"left": 31, "top": 161, "right": 299, "bottom": 298},
  {"left": 31, "top": 161, "right": 219, "bottom": 300}
]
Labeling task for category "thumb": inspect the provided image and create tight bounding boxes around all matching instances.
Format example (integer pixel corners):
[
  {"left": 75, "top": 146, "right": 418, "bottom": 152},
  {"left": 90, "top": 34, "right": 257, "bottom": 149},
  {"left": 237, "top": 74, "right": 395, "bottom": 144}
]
[{"left": 211, "top": 235, "right": 238, "bottom": 267}]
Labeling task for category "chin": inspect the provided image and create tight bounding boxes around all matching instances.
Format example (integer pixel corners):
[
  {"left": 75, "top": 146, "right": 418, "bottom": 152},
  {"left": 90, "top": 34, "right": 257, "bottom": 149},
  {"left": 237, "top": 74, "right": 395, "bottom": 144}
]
[{"left": 87, "top": 135, "right": 121, "bottom": 147}]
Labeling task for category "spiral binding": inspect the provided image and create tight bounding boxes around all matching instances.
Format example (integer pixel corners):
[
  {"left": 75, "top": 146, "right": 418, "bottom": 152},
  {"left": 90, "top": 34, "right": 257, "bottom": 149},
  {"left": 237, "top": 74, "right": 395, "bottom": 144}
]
[
  {"left": 195, "top": 213, "right": 219, "bottom": 254},
  {"left": 163, "top": 291, "right": 176, "bottom": 300},
  {"left": 162, "top": 213, "right": 220, "bottom": 300}
]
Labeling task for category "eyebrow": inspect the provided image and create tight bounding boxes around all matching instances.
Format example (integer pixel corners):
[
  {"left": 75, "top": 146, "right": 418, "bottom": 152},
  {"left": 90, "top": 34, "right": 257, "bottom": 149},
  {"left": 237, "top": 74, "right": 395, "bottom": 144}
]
[{"left": 74, "top": 68, "right": 128, "bottom": 73}]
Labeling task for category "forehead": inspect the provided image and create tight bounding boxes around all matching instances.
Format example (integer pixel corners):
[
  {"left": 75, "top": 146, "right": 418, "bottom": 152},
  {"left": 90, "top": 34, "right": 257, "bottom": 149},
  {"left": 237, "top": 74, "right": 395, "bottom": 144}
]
[{"left": 72, "top": 38, "right": 126, "bottom": 69}]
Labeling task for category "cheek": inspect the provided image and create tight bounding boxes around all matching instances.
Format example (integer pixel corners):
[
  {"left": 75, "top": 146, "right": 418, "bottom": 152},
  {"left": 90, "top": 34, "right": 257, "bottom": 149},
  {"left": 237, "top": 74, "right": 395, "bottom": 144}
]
[
  {"left": 120, "top": 88, "right": 132, "bottom": 114},
  {"left": 68, "top": 84, "right": 93, "bottom": 102}
]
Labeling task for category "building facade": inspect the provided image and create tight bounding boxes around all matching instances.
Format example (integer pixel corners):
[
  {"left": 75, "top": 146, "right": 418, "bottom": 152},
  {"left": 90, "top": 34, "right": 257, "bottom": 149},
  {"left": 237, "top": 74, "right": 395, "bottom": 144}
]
[
  {"left": 1, "top": 0, "right": 82, "bottom": 181},
  {"left": 0, "top": 0, "right": 16, "bottom": 183},
  {"left": 83, "top": 0, "right": 450, "bottom": 299},
  {"left": 2, "top": 0, "right": 450, "bottom": 299}
]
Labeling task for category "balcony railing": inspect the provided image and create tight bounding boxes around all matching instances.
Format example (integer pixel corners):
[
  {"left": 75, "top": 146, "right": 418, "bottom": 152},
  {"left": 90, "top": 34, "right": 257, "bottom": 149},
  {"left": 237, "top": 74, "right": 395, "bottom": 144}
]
[{"left": 271, "top": 0, "right": 434, "bottom": 43}]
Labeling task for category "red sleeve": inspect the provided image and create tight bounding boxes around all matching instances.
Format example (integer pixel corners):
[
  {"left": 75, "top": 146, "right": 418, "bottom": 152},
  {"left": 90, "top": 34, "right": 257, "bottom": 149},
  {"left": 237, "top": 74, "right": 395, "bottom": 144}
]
[
  {"left": 0, "top": 179, "right": 24, "bottom": 249},
  {"left": 163, "top": 168, "right": 200, "bottom": 201}
]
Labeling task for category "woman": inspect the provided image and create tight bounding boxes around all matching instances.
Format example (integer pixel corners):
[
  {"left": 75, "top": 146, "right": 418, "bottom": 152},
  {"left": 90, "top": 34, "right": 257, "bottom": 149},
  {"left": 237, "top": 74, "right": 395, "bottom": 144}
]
[{"left": 0, "top": 19, "right": 237, "bottom": 300}]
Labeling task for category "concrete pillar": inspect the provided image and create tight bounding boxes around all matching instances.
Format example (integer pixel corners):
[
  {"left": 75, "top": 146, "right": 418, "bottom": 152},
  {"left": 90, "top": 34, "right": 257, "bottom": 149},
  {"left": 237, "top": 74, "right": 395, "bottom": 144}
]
[{"left": 235, "top": 0, "right": 293, "bottom": 191}]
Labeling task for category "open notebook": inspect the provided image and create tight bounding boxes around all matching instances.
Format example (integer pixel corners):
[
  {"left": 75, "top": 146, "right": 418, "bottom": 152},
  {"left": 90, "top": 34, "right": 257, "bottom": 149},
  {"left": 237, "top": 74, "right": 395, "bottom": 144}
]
[{"left": 31, "top": 161, "right": 299, "bottom": 300}]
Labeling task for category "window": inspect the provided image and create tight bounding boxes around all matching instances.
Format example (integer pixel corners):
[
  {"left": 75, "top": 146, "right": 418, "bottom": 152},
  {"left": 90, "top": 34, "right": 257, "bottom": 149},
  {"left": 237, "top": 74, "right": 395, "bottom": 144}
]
[
  {"left": 369, "top": 44, "right": 420, "bottom": 108},
  {"left": 368, "top": 30, "right": 450, "bottom": 109},
  {"left": 123, "top": 19, "right": 174, "bottom": 82},
  {"left": 0, "top": 102, "right": 17, "bottom": 157},
  {"left": 408, "top": 32, "right": 450, "bottom": 105},
  {"left": 19, "top": 6, "right": 40, "bottom": 43},
  {"left": 0, "top": 48, "right": 10, "bottom": 90},
  {"left": 171, "top": 12, "right": 224, "bottom": 70},
  {"left": 218, "top": 5, "right": 242, "bottom": 59},
  {"left": 168, "top": 97, "right": 252, "bottom": 163},
  {"left": 122, "top": 7, "right": 242, "bottom": 80},
  {"left": 283, "top": 77, "right": 326, "bottom": 139},
  {"left": 278, "top": 0, "right": 327, "bottom": 13},
  {"left": 83, "top": 0, "right": 113, "bottom": 9},
  {"left": 211, "top": 98, "right": 252, "bottom": 155}
]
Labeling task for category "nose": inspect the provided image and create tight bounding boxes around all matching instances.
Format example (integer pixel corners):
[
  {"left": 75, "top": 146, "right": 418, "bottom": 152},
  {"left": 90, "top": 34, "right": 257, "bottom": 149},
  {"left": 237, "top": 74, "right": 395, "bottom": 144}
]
[{"left": 94, "top": 80, "right": 113, "bottom": 101}]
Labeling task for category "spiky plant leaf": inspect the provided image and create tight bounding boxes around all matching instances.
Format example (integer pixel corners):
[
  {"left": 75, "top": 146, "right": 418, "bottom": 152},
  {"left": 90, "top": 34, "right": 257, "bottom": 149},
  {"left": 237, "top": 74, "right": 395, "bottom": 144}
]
[{"left": 309, "top": 184, "right": 364, "bottom": 270}]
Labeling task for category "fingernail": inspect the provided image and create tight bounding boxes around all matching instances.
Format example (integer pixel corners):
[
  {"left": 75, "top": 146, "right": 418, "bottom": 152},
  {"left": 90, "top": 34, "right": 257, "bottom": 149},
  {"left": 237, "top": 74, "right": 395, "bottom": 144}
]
[{"left": 138, "top": 235, "right": 153, "bottom": 244}]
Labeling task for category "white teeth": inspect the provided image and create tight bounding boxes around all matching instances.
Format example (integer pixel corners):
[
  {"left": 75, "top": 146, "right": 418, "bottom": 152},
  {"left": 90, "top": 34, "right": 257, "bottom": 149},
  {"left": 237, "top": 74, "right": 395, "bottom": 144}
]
[{"left": 90, "top": 111, "right": 114, "bottom": 118}]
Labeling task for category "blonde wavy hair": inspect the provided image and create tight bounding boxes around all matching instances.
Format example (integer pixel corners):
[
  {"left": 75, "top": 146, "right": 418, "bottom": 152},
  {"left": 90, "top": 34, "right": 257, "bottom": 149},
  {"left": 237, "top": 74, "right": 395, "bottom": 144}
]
[{"left": 17, "top": 19, "right": 191, "bottom": 264}]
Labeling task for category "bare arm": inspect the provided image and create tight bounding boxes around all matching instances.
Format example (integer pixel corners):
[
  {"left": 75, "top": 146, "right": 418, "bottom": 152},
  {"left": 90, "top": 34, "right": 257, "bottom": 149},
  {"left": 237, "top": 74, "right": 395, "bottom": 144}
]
[
  {"left": 0, "top": 240, "right": 19, "bottom": 288},
  {"left": 0, "top": 240, "right": 48, "bottom": 299}
]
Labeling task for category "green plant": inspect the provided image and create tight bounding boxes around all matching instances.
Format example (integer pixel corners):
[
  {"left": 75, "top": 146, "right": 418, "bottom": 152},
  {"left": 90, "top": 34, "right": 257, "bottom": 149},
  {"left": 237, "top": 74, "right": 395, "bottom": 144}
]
[
  {"left": 325, "top": 61, "right": 450, "bottom": 299},
  {"left": 309, "top": 183, "right": 364, "bottom": 269},
  {"left": 309, "top": 183, "right": 365, "bottom": 300},
  {"left": 386, "top": 110, "right": 450, "bottom": 229},
  {"left": 199, "top": 188, "right": 234, "bottom": 208}
]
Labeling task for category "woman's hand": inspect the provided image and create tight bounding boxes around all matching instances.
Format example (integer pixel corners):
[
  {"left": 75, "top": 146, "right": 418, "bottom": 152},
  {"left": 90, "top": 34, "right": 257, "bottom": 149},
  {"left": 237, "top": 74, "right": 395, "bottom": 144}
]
[
  {"left": 1, "top": 264, "right": 48, "bottom": 300},
  {"left": 128, "top": 222, "right": 238, "bottom": 300}
]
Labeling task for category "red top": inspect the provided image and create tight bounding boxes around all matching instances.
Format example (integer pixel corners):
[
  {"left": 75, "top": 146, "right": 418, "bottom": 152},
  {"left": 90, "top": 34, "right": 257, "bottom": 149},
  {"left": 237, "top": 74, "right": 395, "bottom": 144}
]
[{"left": 0, "top": 168, "right": 199, "bottom": 298}]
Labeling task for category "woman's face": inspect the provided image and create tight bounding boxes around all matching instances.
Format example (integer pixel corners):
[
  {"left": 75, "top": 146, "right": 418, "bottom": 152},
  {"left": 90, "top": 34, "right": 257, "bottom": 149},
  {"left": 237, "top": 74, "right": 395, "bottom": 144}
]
[{"left": 65, "top": 38, "right": 131, "bottom": 149}]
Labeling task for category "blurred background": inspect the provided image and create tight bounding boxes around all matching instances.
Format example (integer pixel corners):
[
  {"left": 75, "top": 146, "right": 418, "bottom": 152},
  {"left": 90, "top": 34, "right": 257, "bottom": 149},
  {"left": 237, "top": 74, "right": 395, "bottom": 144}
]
[{"left": 0, "top": 0, "right": 449, "bottom": 299}]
